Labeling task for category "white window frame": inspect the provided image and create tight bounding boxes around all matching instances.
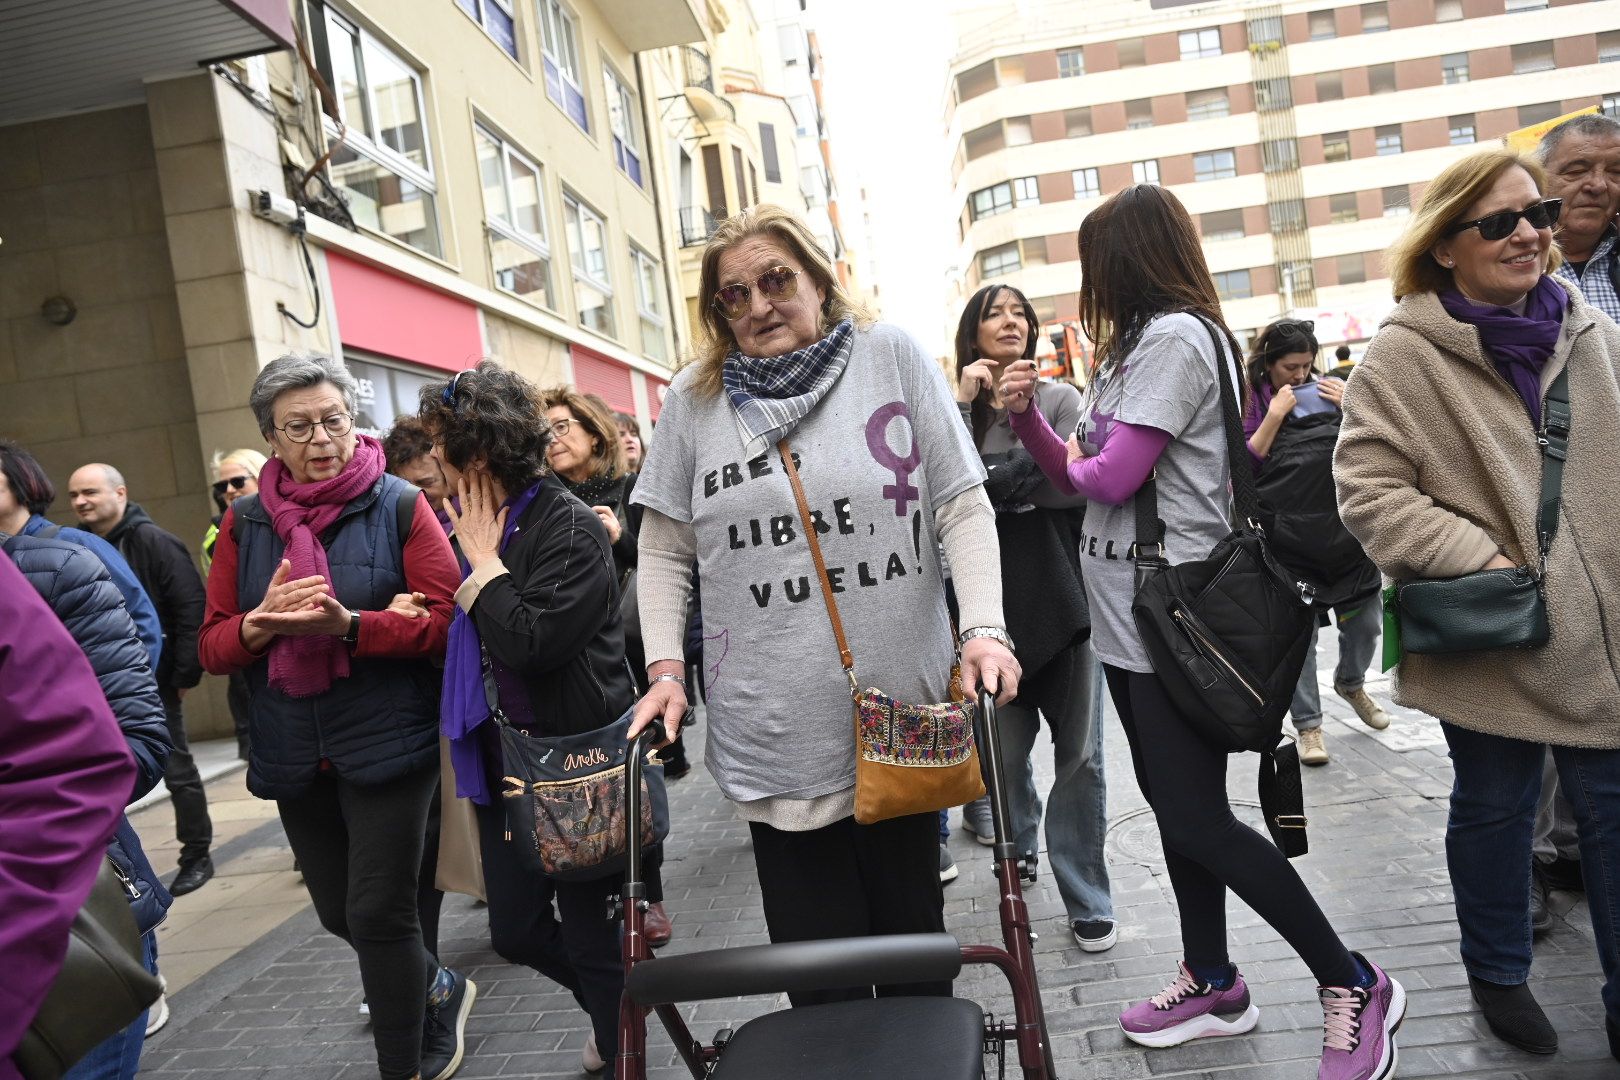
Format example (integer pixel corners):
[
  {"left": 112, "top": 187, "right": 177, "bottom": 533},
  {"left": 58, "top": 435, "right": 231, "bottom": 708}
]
[
  {"left": 315, "top": 6, "right": 437, "bottom": 194},
  {"left": 1442, "top": 53, "right": 1469, "bottom": 84},
  {"left": 1449, "top": 115, "right": 1476, "bottom": 145},
  {"left": 1179, "top": 27, "right": 1221, "bottom": 60},
  {"left": 1186, "top": 88, "right": 1229, "bottom": 121},
  {"left": 539, "top": 0, "right": 589, "bottom": 132},
  {"left": 1193, "top": 149, "right": 1236, "bottom": 182},
  {"left": 1323, "top": 131, "right": 1351, "bottom": 162},
  {"left": 1057, "top": 48, "right": 1084, "bottom": 78},
  {"left": 1200, "top": 208, "right": 1244, "bottom": 241},
  {"left": 1375, "top": 126, "right": 1402, "bottom": 156},
  {"left": 630, "top": 245, "right": 667, "bottom": 360},
  {"left": 1213, "top": 269, "right": 1251, "bottom": 301},
  {"left": 457, "top": 0, "right": 517, "bottom": 59},
  {"left": 970, "top": 177, "right": 1039, "bottom": 221},
  {"left": 603, "top": 61, "right": 644, "bottom": 186},
  {"left": 563, "top": 191, "right": 614, "bottom": 334},
  {"left": 1073, "top": 168, "right": 1100, "bottom": 200},
  {"left": 979, "top": 242, "right": 1021, "bottom": 278},
  {"left": 1133, "top": 159, "right": 1160, "bottom": 185},
  {"left": 475, "top": 123, "right": 553, "bottom": 304}
]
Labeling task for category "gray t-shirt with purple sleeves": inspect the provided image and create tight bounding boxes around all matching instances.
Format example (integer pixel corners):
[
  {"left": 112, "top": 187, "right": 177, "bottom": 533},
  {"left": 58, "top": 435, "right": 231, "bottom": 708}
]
[
  {"left": 1076, "top": 312, "right": 1243, "bottom": 673},
  {"left": 631, "top": 323, "right": 986, "bottom": 803}
]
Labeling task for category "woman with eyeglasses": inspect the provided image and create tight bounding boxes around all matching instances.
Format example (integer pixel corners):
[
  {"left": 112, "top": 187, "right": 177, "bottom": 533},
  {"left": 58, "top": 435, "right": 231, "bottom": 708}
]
[
  {"left": 1001, "top": 185, "right": 1402, "bottom": 1080},
  {"left": 1336, "top": 148, "right": 1620, "bottom": 1060},
  {"left": 198, "top": 355, "right": 475, "bottom": 1080},
  {"left": 1241, "top": 321, "right": 1386, "bottom": 768},
  {"left": 630, "top": 204, "right": 1019, "bottom": 1001}
]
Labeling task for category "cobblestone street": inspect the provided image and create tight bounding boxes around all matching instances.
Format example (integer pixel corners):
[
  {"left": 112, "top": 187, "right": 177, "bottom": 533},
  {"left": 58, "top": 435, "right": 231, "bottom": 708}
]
[{"left": 136, "top": 629, "right": 1614, "bottom": 1080}]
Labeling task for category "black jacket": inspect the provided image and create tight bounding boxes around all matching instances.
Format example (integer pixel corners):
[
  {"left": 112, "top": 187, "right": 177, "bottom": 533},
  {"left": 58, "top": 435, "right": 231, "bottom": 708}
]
[
  {"left": 106, "top": 503, "right": 206, "bottom": 690},
  {"left": 2, "top": 532, "right": 174, "bottom": 932},
  {"left": 472, "top": 476, "right": 635, "bottom": 742}
]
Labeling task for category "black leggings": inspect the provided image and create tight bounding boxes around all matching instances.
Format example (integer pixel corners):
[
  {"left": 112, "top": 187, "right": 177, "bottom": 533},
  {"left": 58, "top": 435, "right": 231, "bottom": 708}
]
[
  {"left": 1104, "top": 665, "right": 1358, "bottom": 988},
  {"left": 277, "top": 765, "right": 440, "bottom": 1080}
]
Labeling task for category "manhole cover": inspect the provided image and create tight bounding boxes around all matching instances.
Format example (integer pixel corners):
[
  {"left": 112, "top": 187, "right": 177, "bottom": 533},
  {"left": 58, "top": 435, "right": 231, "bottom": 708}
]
[{"left": 1105, "top": 801, "right": 1268, "bottom": 867}]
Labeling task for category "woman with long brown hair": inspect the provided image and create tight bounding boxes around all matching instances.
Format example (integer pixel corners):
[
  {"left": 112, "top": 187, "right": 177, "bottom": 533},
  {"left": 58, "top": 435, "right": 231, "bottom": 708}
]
[{"left": 1001, "top": 185, "right": 1402, "bottom": 1080}]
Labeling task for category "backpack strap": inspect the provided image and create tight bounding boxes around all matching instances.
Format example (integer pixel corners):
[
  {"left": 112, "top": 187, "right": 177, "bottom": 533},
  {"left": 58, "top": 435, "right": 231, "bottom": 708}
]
[
  {"left": 1535, "top": 363, "right": 1571, "bottom": 574},
  {"left": 230, "top": 495, "right": 261, "bottom": 544},
  {"left": 397, "top": 485, "right": 418, "bottom": 540}
]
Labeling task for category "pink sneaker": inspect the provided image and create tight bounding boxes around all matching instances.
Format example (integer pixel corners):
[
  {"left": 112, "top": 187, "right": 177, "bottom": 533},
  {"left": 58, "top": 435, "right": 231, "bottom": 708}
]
[
  {"left": 1318, "top": 954, "right": 1405, "bottom": 1080},
  {"left": 1119, "top": 962, "right": 1259, "bottom": 1048}
]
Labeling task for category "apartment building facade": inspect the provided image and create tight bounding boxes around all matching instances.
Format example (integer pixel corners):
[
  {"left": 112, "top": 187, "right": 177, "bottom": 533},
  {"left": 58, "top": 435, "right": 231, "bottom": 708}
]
[{"left": 945, "top": 0, "right": 1620, "bottom": 364}]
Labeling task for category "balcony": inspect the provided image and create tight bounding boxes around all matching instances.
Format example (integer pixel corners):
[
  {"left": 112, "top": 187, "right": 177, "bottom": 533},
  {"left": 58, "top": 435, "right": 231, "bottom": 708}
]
[
  {"left": 684, "top": 46, "right": 714, "bottom": 94},
  {"left": 595, "top": 0, "right": 703, "bottom": 51},
  {"left": 679, "top": 205, "right": 724, "bottom": 247},
  {"left": 682, "top": 46, "right": 732, "bottom": 123}
]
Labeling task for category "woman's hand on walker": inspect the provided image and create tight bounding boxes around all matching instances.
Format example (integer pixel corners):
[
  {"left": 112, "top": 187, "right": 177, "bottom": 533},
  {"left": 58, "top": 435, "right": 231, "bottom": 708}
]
[
  {"left": 960, "top": 636, "right": 1021, "bottom": 707},
  {"left": 629, "top": 660, "right": 688, "bottom": 747}
]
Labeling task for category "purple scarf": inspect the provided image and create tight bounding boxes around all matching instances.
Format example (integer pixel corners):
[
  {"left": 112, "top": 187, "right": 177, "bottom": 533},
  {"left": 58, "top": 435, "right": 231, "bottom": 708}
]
[
  {"left": 256, "top": 435, "right": 387, "bottom": 697},
  {"left": 1439, "top": 276, "right": 1568, "bottom": 427},
  {"left": 442, "top": 481, "right": 543, "bottom": 804}
]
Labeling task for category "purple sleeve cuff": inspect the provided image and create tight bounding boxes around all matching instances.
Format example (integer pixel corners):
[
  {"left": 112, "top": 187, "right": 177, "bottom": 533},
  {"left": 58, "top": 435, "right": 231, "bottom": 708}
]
[
  {"left": 1007, "top": 405, "right": 1080, "bottom": 497},
  {"left": 1070, "top": 422, "right": 1172, "bottom": 505}
]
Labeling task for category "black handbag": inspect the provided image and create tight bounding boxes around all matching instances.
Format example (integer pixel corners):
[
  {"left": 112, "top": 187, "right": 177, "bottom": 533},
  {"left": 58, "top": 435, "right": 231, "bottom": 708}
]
[
  {"left": 1129, "top": 316, "right": 1318, "bottom": 858},
  {"left": 1392, "top": 364, "right": 1568, "bottom": 655},
  {"left": 16, "top": 858, "right": 162, "bottom": 1080}
]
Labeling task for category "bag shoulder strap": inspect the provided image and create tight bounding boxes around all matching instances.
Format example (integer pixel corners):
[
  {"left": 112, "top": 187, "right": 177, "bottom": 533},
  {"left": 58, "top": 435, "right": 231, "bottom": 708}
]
[
  {"left": 1537, "top": 362, "right": 1572, "bottom": 562},
  {"left": 778, "top": 440, "right": 858, "bottom": 694},
  {"left": 397, "top": 485, "right": 418, "bottom": 539}
]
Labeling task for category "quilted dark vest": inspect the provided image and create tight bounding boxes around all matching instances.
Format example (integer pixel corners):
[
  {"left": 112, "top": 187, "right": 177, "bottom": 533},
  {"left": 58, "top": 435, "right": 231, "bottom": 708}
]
[{"left": 234, "top": 473, "right": 438, "bottom": 799}]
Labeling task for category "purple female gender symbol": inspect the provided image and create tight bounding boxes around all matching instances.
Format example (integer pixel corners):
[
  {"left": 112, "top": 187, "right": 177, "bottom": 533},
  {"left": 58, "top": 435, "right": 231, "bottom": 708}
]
[{"left": 865, "top": 401, "right": 921, "bottom": 516}]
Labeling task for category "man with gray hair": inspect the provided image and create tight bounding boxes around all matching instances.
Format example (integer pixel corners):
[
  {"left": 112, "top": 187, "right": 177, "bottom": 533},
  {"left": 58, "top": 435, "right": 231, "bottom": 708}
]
[
  {"left": 68, "top": 462, "right": 215, "bottom": 896},
  {"left": 1539, "top": 112, "right": 1620, "bottom": 322}
]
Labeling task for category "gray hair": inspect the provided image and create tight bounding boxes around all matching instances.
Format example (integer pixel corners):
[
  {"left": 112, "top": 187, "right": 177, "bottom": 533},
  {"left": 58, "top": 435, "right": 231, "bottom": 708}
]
[
  {"left": 249, "top": 354, "right": 360, "bottom": 437},
  {"left": 1538, "top": 113, "right": 1620, "bottom": 164}
]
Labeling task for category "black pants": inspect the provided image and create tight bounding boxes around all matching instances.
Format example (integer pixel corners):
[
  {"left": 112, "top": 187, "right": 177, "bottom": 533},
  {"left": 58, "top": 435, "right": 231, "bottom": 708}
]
[
  {"left": 278, "top": 765, "right": 440, "bottom": 1080},
  {"left": 418, "top": 780, "right": 444, "bottom": 958},
  {"left": 749, "top": 812, "right": 949, "bottom": 1006},
  {"left": 474, "top": 797, "right": 625, "bottom": 1057},
  {"left": 1104, "top": 665, "right": 1358, "bottom": 988},
  {"left": 159, "top": 685, "right": 213, "bottom": 865}
]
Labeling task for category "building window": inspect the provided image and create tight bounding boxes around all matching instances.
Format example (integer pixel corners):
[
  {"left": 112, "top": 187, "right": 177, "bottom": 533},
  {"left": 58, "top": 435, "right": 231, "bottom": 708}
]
[
  {"left": 979, "top": 242, "right": 1021, "bottom": 278},
  {"left": 455, "top": 0, "right": 517, "bottom": 59},
  {"left": 1336, "top": 253, "right": 1367, "bottom": 285},
  {"left": 604, "top": 64, "right": 643, "bottom": 186},
  {"left": 964, "top": 122, "right": 1002, "bottom": 161},
  {"left": 1255, "top": 77, "right": 1292, "bottom": 111},
  {"left": 955, "top": 60, "right": 996, "bottom": 102},
  {"left": 1126, "top": 99, "right": 1154, "bottom": 129},
  {"left": 1262, "top": 138, "right": 1299, "bottom": 172},
  {"left": 1005, "top": 115, "right": 1034, "bottom": 146},
  {"left": 1133, "top": 159, "right": 1161, "bottom": 184},
  {"left": 1505, "top": 0, "right": 1548, "bottom": 10},
  {"left": 1375, "top": 125, "right": 1402, "bottom": 155},
  {"left": 563, "top": 192, "right": 614, "bottom": 335},
  {"left": 1186, "top": 88, "right": 1230, "bottom": 121},
  {"left": 1308, "top": 9, "right": 1336, "bottom": 39},
  {"left": 1329, "top": 192, "right": 1359, "bottom": 223},
  {"left": 1316, "top": 71, "right": 1343, "bottom": 102},
  {"left": 631, "top": 246, "right": 666, "bottom": 362},
  {"left": 1057, "top": 48, "right": 1084, "bottom": 78},
  {"left": 1449, "top": 114, "right": 1477, "bottom": 145},
  {"left": 1519, "top": 101, "right": 1561, "bottom": 126},
  {"left": 1361, "top": 2, "right": 1389, "bottom": 32},
  {"left": 1323, "top": 131, "right": 1351, "bottom": 162},
  {"left": 1065, "top": 107, "right": 1093, "bottom": 137},
  {"left": 1607, "top": 95, "right": 1620, "bottom": 120},
  {"left": 309, "top": 2, "right": 441, "bottom": 257},
  {"left": 1073, "top": 168, "right": 1101, "bottom": 199},
  {"left": 1213, "top": 269, "right": 1252, "bottom": 301},
  {"left": 1201, "top": 208, "right": 1245, "bottom": 240},
  {"left": 1512, "top": 42, "right": 1555, "bottom": 75},
  {"left": 538, "top": 0, "right": 588, "bottom": 131},
  {"left": 1179, "top": 27, "right": 1222, "bottom": 60},
  {"left": 476, "top": 123, "right": 552, "bottom": 306},
  {"left": 1250, "top": 16, "right": 1283, "bottom": 45},
  {"left": 760, "top": 122, "right": 781, "bottom": 183},
  {"left": 1269, "top": 198, "right": 1306, "bottom": 231},
  {"left": 1118, "top": 38, "right": 1146, "bottom": 67},
  {"left": 1601, "top": 31, "right": 1620, "bottom": 63},
  {"left": 970, "top": 177, "right": 1038, "bottom": 220},
  {"left": 1280, "top": 260, "right": 1314, "bottom": 295},
  {"left": 1382, "top": 185, "right": 1410, "bottom": 216},
  {"left": 1435, "top": 0, "right": 1463, "bottom": 19},
  {"left": 1369, "top": 64, "right": 1396, "bottom": 94},
  {"left": 1194, "top": 149, "right": 1237, "bottom": 181},
  {"left": 1442, "top": 53, "right": 1469, "bottom": 84}
]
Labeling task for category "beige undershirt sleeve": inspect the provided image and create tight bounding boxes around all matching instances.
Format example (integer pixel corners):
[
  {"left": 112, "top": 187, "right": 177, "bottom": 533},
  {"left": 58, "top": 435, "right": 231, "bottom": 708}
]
[
  {"left": 635, "top": 509, "right": 697, "bottom": 667},
  {"left": 453, "top": 557, "right": 509, "bottom": 613}
]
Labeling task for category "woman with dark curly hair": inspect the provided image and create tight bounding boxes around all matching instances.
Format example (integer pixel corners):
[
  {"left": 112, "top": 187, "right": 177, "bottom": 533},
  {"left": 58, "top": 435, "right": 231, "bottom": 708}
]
[{"left": 419, "top": 361, "right": 633, "bottom": 1075}]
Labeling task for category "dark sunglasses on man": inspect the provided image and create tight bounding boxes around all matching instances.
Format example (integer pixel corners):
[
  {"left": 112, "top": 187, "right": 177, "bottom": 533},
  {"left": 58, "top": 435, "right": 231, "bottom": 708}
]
[
  {"left": 211, "top": 476, "right": 251, "bottom": 496},
  {"left": 1446, "top": 199, "right": 1562, "bottom": 242},
  {"left": 712, "top": 265, "right": 800, "bottom": 321}
]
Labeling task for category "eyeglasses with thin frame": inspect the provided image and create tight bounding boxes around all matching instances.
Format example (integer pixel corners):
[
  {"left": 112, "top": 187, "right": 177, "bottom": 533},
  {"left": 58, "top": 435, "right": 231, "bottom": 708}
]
[
  {"left": 549, "top": 417, "right": 575, "bottom": 439},
  {"left": 1445, "top": 199, "right": 1562, "bottom": 242},
  {"left": 712, "top": 265, "right": 800, "bottom": 321},
  {"left": 274, "top": 413, "right": 354, "bottom": 443},
  {"left": 211, "top": 475, "right": 250, "bottom": 496}
]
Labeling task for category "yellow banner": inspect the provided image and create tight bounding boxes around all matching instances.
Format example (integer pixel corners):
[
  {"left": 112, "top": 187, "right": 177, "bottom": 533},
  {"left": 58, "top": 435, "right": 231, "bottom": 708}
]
[{"left": 1503, "top": 105, "right": 1600, "bottom": 153}]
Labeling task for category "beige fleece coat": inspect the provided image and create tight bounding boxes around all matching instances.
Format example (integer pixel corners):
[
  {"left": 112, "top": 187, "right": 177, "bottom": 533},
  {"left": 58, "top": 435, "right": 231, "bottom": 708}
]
[{"left": 1334, "top": 281, "right": 1620, "bottom": 749}]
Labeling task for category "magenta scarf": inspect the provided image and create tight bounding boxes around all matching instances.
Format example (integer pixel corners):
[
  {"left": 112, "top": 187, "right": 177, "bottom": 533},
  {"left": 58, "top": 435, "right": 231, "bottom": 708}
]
[{"left": 257, "top": 434, "right": 387, "bottom": 697}]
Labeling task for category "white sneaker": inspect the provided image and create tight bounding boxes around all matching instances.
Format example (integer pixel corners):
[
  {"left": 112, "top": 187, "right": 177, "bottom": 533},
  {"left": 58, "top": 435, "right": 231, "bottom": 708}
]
[
  {"left": 1335, "top": 684, "right": 1391, "bottom": 731},
  {"left": 582, "top": 1034, "right": 607, "bottom": 1074},
  {"left": 144, "top": 992, "right": 170, "bottom": 1038},
  {"left": 1299, "top": 728, "right": 1329, "bottom": 766}
]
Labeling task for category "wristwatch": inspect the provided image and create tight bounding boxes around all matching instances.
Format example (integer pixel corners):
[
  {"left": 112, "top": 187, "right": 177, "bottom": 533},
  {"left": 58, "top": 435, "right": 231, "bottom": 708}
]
[
  {"left": 959, "top": 625, "right": 1015, "bottom": 653},
  {"left": 343, "top": 611, "right": 361, "bottom": 646}
]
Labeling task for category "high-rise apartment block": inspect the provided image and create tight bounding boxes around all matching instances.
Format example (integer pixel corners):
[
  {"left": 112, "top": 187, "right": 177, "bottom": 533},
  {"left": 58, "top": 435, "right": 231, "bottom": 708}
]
[{"left": 946, "top": 0, "right": 1620, "bottom": 362}]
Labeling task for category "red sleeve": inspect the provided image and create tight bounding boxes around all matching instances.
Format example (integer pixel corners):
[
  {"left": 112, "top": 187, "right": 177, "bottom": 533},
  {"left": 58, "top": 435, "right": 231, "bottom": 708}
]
[
  {"left": 197, "top": 505, "right": 260, "bottom": 674},
  {"left": 354, "top": 493, "right": 457, "bottom": 659}
]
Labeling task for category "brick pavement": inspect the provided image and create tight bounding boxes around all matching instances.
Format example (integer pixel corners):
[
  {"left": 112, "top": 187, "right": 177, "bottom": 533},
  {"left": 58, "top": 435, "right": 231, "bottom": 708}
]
[{"left": 138, "top": 627, "right": 1615, "bottom": 1079}]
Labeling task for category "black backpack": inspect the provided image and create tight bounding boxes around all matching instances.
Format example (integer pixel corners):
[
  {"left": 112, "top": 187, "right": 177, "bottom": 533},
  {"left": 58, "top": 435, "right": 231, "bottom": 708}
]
[{"left": 1130, "top": 316, "right": 1318, "bottom": 858}]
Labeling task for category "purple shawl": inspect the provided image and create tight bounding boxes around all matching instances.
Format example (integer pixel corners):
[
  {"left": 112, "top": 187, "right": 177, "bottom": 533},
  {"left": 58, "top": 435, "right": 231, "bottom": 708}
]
[
  {"left": 442, "top": 481, "right": 543, "bottom": 804},
  {"left": 1439, "top": 276, "right": 1568, "bottom": 427}
]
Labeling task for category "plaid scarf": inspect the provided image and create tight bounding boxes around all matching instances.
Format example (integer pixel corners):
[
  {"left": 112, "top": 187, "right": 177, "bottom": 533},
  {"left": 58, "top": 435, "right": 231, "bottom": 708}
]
[{"left": 722, "top": 319, "right": 854, "bottom": 457}]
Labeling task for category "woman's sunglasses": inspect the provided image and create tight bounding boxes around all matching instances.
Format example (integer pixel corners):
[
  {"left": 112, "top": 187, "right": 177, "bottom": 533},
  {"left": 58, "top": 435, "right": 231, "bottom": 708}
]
[
  {"left": 712, "top": 266, "right": 800, "bottom": 321},
  {"left": 212, "top": 476, "right": 250, "bottom": 496},
  {"left": 1446, "top": 199, "right": 1562, "bottom": 242}
]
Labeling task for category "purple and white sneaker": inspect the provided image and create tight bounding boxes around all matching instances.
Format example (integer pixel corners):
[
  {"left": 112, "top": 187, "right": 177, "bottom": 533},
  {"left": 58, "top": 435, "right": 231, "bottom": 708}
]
[
  {"left": 1318, "top": 953, "right": 1405, "bottom": 1080},
  {"left": 1119, "top": 962, "right": 1259, "bottom": 1048}
]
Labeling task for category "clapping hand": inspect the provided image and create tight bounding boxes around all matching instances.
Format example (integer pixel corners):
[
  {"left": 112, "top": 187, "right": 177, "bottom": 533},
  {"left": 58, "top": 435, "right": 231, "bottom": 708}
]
[
  {"left": 445, "top": 472, "right": 507, "bottom": 569},
  {"left": 244, "top": 559, "right": 349, "bottom": 640}
]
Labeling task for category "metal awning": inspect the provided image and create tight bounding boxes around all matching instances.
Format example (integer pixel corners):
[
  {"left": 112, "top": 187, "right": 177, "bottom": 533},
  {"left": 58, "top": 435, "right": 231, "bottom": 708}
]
[{"left": 0, "top": 0, "right": 296, "bottom": 127}]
